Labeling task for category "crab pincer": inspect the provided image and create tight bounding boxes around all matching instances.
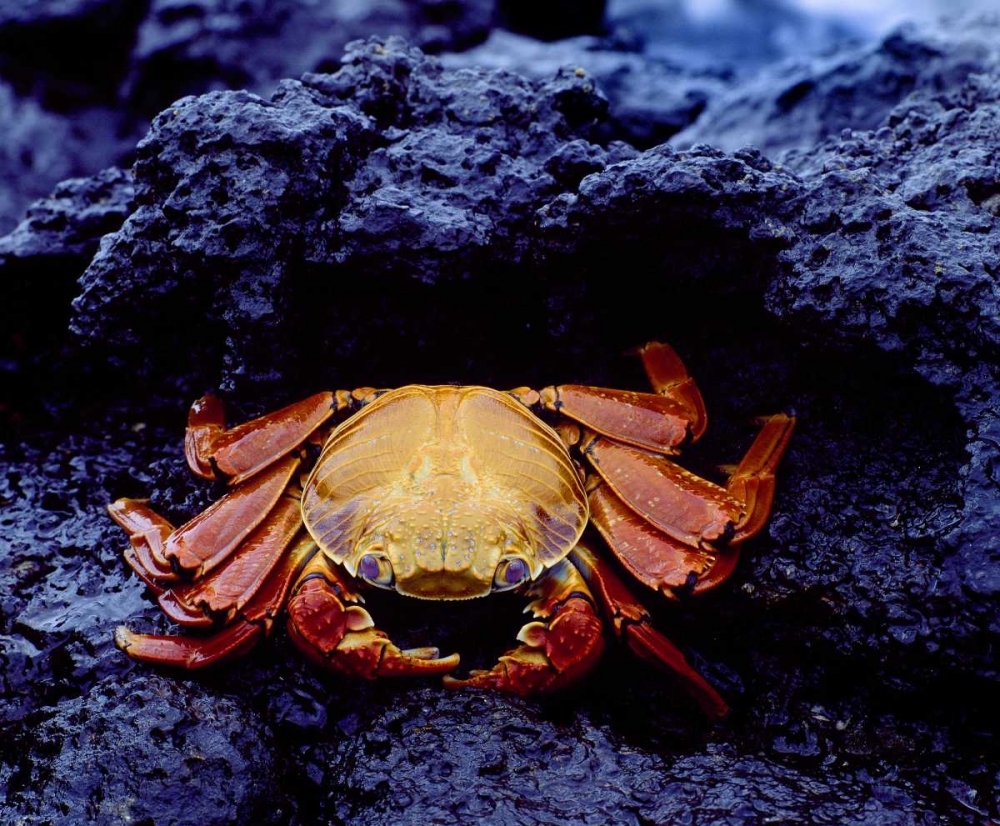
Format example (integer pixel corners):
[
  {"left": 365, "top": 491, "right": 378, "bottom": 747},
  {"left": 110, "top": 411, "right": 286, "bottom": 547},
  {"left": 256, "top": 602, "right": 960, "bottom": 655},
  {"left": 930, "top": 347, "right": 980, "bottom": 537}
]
[
  {"left": 443, "top": 559, "right": 605, "bottom": 696},
  {"left": 287, "top": 554, "right": 460, "bottom": 678}
]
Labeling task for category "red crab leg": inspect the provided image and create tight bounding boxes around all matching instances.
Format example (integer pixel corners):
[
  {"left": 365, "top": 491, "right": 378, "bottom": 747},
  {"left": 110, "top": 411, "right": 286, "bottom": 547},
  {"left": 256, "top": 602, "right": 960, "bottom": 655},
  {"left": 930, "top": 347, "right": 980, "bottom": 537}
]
[
  {"left": 186, "top": 392, "right": 339, "bottom": 485},
  {"left": 287, "top": 555, "right": 461, "bottom": 679},
  {"left": 726, "top": 413, "right": 796, "bottom": 542},
  {"left": 157, "top": 492, "right": 304, "bottom": 627},
  {"left": 681, "top": 415, "right": 793, "bottom": 595},
  {"left": 688, "top": 547, "right": 740, "bottom": 595},
  {"left": 587, "top": 479, "right": 716, "bottom": 595},
  {"left": 443, "top": 559, "right": 605, "bottom": 696},
  {"left": 585, "top": 413, "right": 794, "bottom": 595},
  {"left": 162, "top": 455, "right": 300, "bottom": 577},
  {"left": 114, "top": 533, "right": 318, "bottom": 668},
  {"left": 634, "top": 340, "right": 708, "bottom": 443},
  {"left": 107, "top": 498, "right": 180, "bottom": 583},
  {"left": 583, "top": 435, "right": 741, "bottom": 547},
  {"left": 570, "top": 544, "right": 729, "bottom": 718},
  {"left": 532, "top": 341, "right": 707, "bottom": 455},
  {"left": 122, "top": 547, "right": 169, "bottom": 595},
  {"left": 540, "top": 385, "right": 694, "bottom": 455}
]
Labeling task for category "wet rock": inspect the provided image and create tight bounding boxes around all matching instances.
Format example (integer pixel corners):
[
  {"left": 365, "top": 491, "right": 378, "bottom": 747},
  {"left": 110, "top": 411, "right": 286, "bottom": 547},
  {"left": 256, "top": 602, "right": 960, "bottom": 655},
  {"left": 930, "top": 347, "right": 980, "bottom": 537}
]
[
  {"left": 0, "top": 423, "right": 171, "bottom": 723},
  {"left": 3, "top": 19, "right": 1000, "bottom": 826},
  {"left": 674, "top": 14, "right": 1000, "bottom": 158},
  {"left": 1, "top": 674, "right": 285, "bottom": 825},
  {"left": 443, "top": 29, "right": 730, "bottom": 147},
  {"left": 0, "top": 0, "right": 494, "bottom": 236},
  {"left": 318, "top": 688, "right": 947, "bottom": 825},
  {"left": 0, "top": 82, "right": 131, "bottom": 234},
  {"left": 125, "top": 0, "right": 495, "bottom": 115},
  {"left": 70, "top": 36, "right": 634, "bottom": 397}
]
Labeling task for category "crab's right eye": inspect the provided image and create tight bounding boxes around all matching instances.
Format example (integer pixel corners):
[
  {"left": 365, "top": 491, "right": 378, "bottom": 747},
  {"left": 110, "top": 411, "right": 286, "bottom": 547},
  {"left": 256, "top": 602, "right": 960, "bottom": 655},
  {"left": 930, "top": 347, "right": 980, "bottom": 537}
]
[
  {"left": 358, "top": 553, "right": 395, "bottom": 588},
  {"left": 492, "top": 556, "right": 530, "bottom": 591}
]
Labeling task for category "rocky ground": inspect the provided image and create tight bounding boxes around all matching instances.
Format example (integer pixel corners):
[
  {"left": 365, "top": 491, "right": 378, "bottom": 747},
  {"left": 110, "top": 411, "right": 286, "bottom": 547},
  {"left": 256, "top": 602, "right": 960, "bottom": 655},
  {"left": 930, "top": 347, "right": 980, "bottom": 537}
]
[{"left": 1, "top": 3, "right": 997, "bottom": 825}]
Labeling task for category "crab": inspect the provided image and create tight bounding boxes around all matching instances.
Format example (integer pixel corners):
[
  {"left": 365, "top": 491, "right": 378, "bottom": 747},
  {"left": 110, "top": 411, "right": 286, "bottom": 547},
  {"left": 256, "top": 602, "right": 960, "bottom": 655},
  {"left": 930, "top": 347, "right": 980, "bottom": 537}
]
[{"left": 109, "top": 342, "right": 793, "bottom": 716}]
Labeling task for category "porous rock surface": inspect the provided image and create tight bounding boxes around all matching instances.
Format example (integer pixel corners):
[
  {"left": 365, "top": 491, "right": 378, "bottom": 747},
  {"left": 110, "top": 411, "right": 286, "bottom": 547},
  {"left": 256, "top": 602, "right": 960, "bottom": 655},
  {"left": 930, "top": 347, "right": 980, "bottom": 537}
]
[
  {"left": 442, "top": 29, "right": 731, "bottom": 147},
  {"left": 4, "top": 674, "right": 283, "bottom": 825},
  {"left": 673, "top": 13, "right": 1000, "bottom": 159},
  {"left": 2, "top": 19, "right": 998, "bottom": 826},
  {"left": 0, "top": 0, "right": 495, "bottom": 234},
  {"left": 70, "top": 37, "right": 638, "bottom": 393}
]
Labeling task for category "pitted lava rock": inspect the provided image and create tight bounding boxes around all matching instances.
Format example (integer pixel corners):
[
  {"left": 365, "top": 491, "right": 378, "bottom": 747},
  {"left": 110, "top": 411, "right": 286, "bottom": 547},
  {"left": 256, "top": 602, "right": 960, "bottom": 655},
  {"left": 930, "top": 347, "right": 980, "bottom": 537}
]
[
  {"left": 0, "top": 0, "right": 495, "bottom": 234},
  {"left": 2, "top": 675, "right": 284, "bottom": 825},
  {"left": 443, "top": 30, "right": 731, "bottom": 148},
  {"left": 674, "top": 14, "right": 1000, "bottom": 158},
  {"left": 71, "top": 37, "right": 637, "bottom": 395},
  {"left": 768, "top": 69, "right": 1000, "bottom": 622},
  {"left": 0, "top": 166, "right": 134, "bottom": 262},
  {"left": 2, "top": 13, "right": 999, "bottom": 826},
  {"left": 125, "top": 0, "right": 495, "bottom": 115}
]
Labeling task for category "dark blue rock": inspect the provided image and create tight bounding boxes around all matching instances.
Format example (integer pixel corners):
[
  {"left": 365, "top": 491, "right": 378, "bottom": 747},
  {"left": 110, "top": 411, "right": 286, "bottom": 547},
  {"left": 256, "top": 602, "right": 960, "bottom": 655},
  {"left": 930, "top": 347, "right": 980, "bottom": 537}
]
[
  {"left": 1, "top": 675, "right": 284, "bottom": 825},
  {"left": 674, "top": 14, "right": 1000, "bottom": 158},
  {"left": 2, "top": 18, "right": 998, "bottom": 826},
  {"left": 70, "top": 36, "right": 633, "bottom": 395},
  {"left": 443, "top": 30, "right": 730, "bottom": 147}
]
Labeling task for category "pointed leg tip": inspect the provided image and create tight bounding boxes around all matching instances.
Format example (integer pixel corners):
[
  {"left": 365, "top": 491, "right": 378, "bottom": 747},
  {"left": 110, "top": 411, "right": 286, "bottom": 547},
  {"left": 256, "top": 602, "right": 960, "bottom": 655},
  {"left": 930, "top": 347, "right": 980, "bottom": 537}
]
[
  {"left": 433, "top": 652, "right": 462, "bottom": 671},
  {"left": 379, "top": 647, "right": 460, "bottom": 678},
  {"left": 441, "top": 672, "right": 479, "bottom": 690},
  {"left": 114, "top": 625, "right": 136, "bottom": 652},
  {"left": 400, "top": 646, "right": 441, "bottom": 659}
]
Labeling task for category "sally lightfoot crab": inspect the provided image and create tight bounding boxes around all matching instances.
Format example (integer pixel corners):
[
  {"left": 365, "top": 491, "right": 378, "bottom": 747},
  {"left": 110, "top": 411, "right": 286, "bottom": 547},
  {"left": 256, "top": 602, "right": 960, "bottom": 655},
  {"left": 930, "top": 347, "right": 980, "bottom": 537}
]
[{"left": 110, "top": 343, "right": 794, "bottom": 716}]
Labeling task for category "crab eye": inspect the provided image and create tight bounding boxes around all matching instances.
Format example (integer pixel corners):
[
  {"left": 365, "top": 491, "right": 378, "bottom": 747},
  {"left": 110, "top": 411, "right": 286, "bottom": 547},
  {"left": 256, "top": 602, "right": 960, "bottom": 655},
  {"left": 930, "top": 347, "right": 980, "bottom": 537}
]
[
  {"left": 358, "top": 553, "right": 395, "bottom": 588},
  {"left": 493, "top": 557, "right": 530, "bottom": 591}
]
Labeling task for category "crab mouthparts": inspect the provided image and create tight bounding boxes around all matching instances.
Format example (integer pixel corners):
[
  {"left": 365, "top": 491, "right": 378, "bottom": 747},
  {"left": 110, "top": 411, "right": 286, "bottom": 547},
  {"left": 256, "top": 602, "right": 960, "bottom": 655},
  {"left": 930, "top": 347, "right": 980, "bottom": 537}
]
[{"left": 394, "top": 570, "right": 493, "bottom": 600}]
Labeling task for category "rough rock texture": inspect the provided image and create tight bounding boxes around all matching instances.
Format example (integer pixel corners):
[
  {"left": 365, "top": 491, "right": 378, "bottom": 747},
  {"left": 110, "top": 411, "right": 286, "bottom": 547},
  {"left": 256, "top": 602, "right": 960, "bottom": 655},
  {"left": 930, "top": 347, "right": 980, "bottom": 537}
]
[
  {"left": 2, "top": 17, "right": 999, "bottom": 826},
  {"left": 443, "top": 30, "right": 730, "bottom": 147},
  {"left": 71, "top": 37, "right": 637, "bottom": 394},
  {"left": 0, "top": 0, "right": 495, "bottom": 234},
  {"left": 674, "top": 14, "right": 1000, "bottom": 158},
  {"left": 771, "top": 68, "right": 1000, "bottom": 634},
  {"left": 3, "top": 675, "right": 284, "bottom": 825},
  {"left": 0, "top": 166, "right": 134, "bottom": 262},
  {"left": 0, "top": 82, "right": 132, "bottom": 234},
  {"left": 124, "top": 0, "right": 495, "bottom": 115}
]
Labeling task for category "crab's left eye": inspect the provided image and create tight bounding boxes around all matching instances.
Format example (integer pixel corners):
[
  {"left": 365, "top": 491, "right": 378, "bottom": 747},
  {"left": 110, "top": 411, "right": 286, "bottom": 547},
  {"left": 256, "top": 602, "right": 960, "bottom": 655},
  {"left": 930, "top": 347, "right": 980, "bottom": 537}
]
[
  {"left": 493, "top": 556, "right": 530, "bottom": 591},
  {"left": 358, "top": 553, "right": 395, "bottom": 588}
]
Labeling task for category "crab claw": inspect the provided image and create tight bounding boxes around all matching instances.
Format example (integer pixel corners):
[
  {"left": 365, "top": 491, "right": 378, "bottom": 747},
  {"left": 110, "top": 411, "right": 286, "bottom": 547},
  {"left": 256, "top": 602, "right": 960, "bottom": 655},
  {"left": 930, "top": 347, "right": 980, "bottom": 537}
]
[
  {"left": 287, "top": 572, "right": 459, "bottom": 679},
  {"left": 444, "top": 562, "right": 604, "bottom": 696}
]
